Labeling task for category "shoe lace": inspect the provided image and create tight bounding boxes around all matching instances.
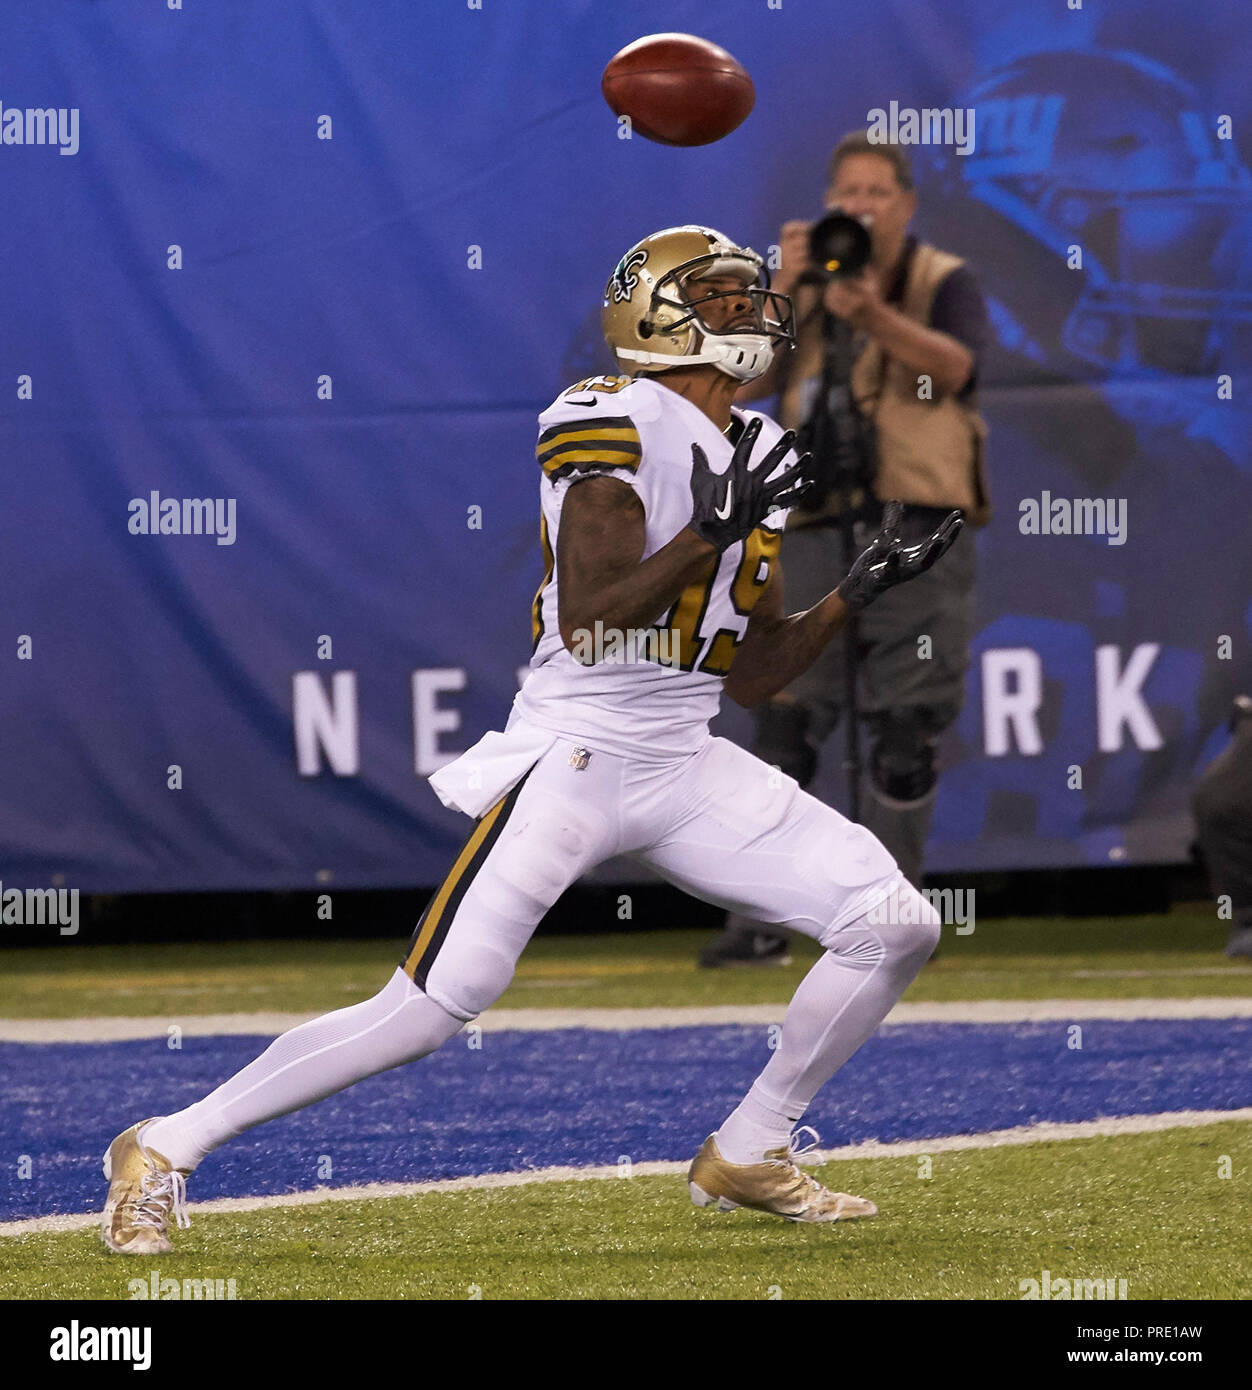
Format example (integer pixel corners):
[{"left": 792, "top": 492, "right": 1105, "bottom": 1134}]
[
  {"left": 786, "top": 1125, "right": 822, "bottom": 1162},
  {"left": 131, "top": 1167, "right": 190, "bottom": 1231},
  {"left": 768, "top": 1126, "right": 827, "bottom": 1202}
]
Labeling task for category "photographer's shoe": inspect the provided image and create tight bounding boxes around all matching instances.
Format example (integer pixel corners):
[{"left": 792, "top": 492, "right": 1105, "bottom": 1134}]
[
  {"left": 699, "top": 925, "right": 791, "bottom": 969},
  {"left": 1225, "top": 925, "right": 1252, "bottom": 959}
]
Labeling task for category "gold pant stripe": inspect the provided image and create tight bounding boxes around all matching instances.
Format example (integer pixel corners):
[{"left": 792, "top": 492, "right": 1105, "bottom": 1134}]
[{"left": 400, "top": 793, "right": 510, "bottom": 982}]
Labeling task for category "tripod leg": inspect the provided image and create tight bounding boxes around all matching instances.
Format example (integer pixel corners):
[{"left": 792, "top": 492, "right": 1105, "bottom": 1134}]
[
  {"left": 698, "top": 702, "right": 816, "bottom": 969},
  {"left": 843, "top": 611, "right": 862, "bottom": 823}
]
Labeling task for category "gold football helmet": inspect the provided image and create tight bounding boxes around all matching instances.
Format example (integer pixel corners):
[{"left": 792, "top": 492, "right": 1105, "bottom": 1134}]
[{"left": 602, "top": 225, "right": 794, "bottom": 382}]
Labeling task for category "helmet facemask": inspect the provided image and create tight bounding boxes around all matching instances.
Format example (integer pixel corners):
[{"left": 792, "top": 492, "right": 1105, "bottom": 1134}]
[{"left": 642, "top": 250, "right": 795, "bottom": 381}]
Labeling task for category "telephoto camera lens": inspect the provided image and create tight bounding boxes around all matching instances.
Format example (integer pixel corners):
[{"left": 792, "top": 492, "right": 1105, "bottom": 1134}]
[{"left": 807, "top": 210, "right": 873, "bottom": 279}]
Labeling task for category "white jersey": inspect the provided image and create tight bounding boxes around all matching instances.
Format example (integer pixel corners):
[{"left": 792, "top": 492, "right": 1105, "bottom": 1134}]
[{"left": 513, "top": 374, "right": 800, "bottom": 760}]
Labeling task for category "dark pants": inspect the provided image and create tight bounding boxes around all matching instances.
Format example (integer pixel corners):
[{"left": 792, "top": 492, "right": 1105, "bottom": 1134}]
[
  {"left": 774, "top": 512, "right": 975, "bottom": 887},
  {"left": 1192, "top": 723, "right": 1252, "bottom": 932},
  {"left": 722, "top": 508, "right": 975, "bottom": 947}
]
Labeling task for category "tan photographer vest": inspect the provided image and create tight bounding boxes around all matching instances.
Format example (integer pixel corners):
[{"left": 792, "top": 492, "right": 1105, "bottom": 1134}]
[{"left": 781, "top": 242, "right": 991, "bottom": 528}]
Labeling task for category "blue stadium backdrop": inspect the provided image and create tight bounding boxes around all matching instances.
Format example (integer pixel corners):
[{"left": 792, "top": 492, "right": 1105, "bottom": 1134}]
[{"left": 0, "top": 0, "right": 1249, "bottom": 892}]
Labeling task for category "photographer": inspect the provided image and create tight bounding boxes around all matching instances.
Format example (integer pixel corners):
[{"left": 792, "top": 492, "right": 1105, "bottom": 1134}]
[
  {"left": 702, "top": 130, "right": 991, "bottom": 968},
  {"left": 1193, "top": 696, "right": 1252, "bottom": 959}
]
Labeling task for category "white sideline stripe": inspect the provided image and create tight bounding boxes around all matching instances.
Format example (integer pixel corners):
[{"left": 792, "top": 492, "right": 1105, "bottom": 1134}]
[
  {"left": 2, "top": 1107, "right": 1249, "bottom": 1240},
  {"left": 3, "top": 995, "right": 1252, "bottom": 1043}
]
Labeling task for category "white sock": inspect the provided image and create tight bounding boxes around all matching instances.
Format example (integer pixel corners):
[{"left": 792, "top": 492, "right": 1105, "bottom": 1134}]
[
  {"left": 140, "top": 969, "right": 465, "bottom": 1173},
  {"left": 714, "top": 1088, "right": 797, "bottom": 1165},
  {"left": 716, "top": 892, "right": 940, "bottom": 1165}
]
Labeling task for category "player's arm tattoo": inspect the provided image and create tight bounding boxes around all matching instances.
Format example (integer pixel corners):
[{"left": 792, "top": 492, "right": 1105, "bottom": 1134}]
[
  {"left": 721, "top": 556, "right": 851, "bottom": 708},
  {"left": 556, "top": 475, "right": 718, "bottom": 656}
]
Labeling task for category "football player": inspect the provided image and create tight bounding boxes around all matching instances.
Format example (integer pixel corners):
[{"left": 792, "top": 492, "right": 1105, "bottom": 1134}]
[{"left": 101, "top": 227, "right": 961, "bottom": 1249}]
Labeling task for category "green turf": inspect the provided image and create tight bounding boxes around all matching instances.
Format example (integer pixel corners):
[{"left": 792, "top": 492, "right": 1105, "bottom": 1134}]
[
  {"left": 1, "top": 910, "right": 1247, "bottom": 1018},
  {"left": 3, "top": 1124, "right": 1248, "bottom": 1299}
]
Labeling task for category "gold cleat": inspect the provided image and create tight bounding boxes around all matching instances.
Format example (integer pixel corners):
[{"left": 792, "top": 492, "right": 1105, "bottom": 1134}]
[
  {"left": 101, "top": 1118, "right": 191, "bottom": 1255},
  {"left": 687, "top": 1128, "right": 878, "bottom": 1223}
]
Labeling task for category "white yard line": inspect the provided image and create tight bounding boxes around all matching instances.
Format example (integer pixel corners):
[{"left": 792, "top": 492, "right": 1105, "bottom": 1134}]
[
  {"left": 2, "top": 1106, "right": 1249, "bottom": 1239},
  {"left": 1068, "top": 967, "right": 1248, "bottom": 978},
  {"left": 2, "top": 995, "right": 1252, "bottom": 1043}
]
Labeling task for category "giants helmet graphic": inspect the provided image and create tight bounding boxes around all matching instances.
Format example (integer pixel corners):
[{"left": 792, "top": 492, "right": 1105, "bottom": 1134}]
[{"left": 925, "top": 48, "right": 1252, "bottom": 380}]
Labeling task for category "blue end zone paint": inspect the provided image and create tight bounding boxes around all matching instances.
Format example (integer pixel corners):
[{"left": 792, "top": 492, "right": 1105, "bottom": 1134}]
[{"left": 3, "top": 1019, "right": 1251, "bottom": 1221}]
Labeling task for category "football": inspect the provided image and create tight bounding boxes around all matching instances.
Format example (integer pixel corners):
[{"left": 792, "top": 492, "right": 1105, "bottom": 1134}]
[{"left": 600, "top": 32, "right": 755, "bottom": 146}]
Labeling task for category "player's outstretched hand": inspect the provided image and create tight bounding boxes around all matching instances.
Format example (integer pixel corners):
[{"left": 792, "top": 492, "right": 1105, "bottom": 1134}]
[
  {"left": 688, "top": 418, "right": 811, "bottom": 551},
  {"left": 836, "top": 501, "right": 964, "bottom": 612}
]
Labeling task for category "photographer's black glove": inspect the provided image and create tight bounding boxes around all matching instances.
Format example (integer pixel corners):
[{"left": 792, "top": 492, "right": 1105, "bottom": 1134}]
[
  {"left": 836, "top": 501, "right": 964, "bottom": 612},
  {"left": 689, "top": 418, "right": 811, "bottom": 551}
]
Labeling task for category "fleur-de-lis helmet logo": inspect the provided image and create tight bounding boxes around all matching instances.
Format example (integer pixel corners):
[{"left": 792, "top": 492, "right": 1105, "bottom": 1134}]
[{"left": 610, "top": 249, "right": 648, "bottom": 304}]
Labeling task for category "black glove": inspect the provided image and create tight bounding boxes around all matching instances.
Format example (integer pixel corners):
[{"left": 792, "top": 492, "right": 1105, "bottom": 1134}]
[
  {"left": 688, "top": 418, "right": 811, "bottom": 551},
  {"left": 836, "top": 501, "right": 964, "bottom": 612}
]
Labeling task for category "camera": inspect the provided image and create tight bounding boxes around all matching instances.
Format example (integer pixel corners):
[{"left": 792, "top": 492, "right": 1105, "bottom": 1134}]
[{"left": 806, "top": 209, "right": 873, "bottom": 281}]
